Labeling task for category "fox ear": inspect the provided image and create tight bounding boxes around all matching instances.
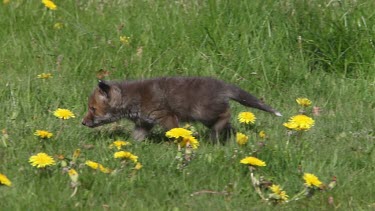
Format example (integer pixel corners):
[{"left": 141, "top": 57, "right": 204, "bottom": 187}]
[{"left": 98, "top": 80, "right": 111, "bottom": 97}]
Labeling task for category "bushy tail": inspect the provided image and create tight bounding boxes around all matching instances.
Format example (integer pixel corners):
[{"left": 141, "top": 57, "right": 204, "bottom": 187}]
[{"left": 227, "top": 85, "right": 282, "bottom": 116}]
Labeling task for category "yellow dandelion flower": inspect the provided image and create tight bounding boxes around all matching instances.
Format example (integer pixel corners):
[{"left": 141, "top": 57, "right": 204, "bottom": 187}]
[
  {"left": 240, "top": 156, "right": 266, "bottom": 167},
  {"left": 29, "top": 152, "right": 56, "bottom": 168},
  {"left": 72, "top": 149, "right": 81, "bottom": 162},
  {"left": 279, "top": 190, "right": 289, "bottom": 201},
  {"left": 303, "top": 173, "right": 323, "bottom": 188},
  {"left": 99, "top": 165, "right": 112, "bottom": 174},
  {"left": 180, "top": 136, "right": 200, "bottom": 149},
  {"left": 53, "top": 22, "right": 63, "bottom": 30},
  {"left": 270, "top": 184, "right": 289, "bottom": 201},
  {"left": 68, "top": 169, "right": 78, "bottom": 177},
  {"left": 0, "top": 173, "right": 12, "bottom": 187},
  {"left": 130, "top": 155, "right": 139, "bottom": 163},
  {"left": 85, "top": 160, "right": 99, "bottom": 170},
  {"left": 165, "top": 128, "right": 192, "bottom": 139},
  {"left": 53, "top": 108, "right": 75, "bottom": 120},
  {"left": 283, "top": 114, "right": 314, "bottom": 131},
  {"left": 114, "top": 151, "right": 138, "bottom": 163},
  {"left": 236, "top": 132, "right": 249, "bottom": 145},
  {"left": 37, "top": 73, "right": 52, "bottom": 79},
  {"left": 259, "top": 130, "right": 266, "bottom": 139},
  {"left": 85, "top": 160, "right": 111, "bottom": 173},
  {"left": 270, "top": 184, "right": 281, "bottom": 194},
  {"left": 283, "top": 121, "right": 297, "bottom": 130},
  {"left": 296, "top": 98, "right": 312, "bottom": 107},
  {"left": 34, "top": 130, "right": 53, "bottom": 139},
  {"left": 68, "top": 169, "right": 79, "bottom": 183},
  {"left": 238, "top": 112, "right": 256, "bottom": 124},
  {"left": 42, "top": 0, "right": 57, "bottom": 10},
  {"left": 120, "top": 36, "right": 130, "bottom": 45},
  {"left": 109, "top": 140, "right": 131, "bottom": 150},
  {"left": 3, "top": 0, "right": 10, "bottom": 5},
  {"left": 134, "top": 162, "right": 143, "bottom": 170}
]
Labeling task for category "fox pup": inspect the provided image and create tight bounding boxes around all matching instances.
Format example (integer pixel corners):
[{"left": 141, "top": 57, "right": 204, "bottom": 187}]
[{"left": 82, "top": 77, "right": 282, "bottom": 141}]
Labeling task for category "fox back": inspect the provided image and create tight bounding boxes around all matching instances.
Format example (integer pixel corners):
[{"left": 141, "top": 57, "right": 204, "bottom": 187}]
[{"left": 82, "top": 77, "right": 281, "bottom": 141}]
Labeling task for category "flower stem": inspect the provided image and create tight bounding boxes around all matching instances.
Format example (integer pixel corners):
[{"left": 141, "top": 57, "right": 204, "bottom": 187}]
[
  {"left": 55, "top": 121, "right": 65, "bottom": 139},
  {"left": 248, "top": 166, "right": 267, "bottom": 201},
  {"left": 289, "top": 187, "right": 308, "bottom": 201}
]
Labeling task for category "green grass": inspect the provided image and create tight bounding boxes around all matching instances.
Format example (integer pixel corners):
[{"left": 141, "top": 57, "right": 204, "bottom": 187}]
[{"left": 1, "top": 0, "right": 375, "bottom": 210}]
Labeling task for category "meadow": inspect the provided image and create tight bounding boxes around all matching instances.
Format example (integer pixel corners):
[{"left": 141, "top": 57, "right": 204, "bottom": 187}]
[{"left": 1, "top": 0, "right": 375, "bottom": 210}]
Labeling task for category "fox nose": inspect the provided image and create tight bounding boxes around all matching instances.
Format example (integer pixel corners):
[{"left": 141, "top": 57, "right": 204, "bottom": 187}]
[{"left": 82, "top": 119, "right": 94, "bottom": 127}]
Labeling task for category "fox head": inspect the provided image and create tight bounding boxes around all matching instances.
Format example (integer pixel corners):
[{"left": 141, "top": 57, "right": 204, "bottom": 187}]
[{"left": 82, "top": 80, "right": 123, "bottom": 128}]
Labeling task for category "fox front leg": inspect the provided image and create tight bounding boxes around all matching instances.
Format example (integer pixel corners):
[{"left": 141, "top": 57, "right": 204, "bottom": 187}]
[
  {"left": 157, "top": 115, "right": 179, "bottom": 130},
  {"left": 132, "top": 123, "right": 154, "bottom": 141}
]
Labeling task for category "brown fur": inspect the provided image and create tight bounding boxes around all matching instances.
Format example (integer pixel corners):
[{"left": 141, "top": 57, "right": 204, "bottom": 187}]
[{"left": 82, "top": 77, "right": 282, "bottom": 141}]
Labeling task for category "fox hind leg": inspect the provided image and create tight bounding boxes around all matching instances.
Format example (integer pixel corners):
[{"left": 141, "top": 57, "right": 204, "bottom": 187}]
[{"left": 209, "top": 109, "right": 234, "bottom": 143}]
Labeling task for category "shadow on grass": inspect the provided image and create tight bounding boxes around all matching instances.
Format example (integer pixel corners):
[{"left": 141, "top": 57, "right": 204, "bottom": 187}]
[
  {"left": 83, "top": 122, "right": 231, "bottom": 145},
  {"left": 85, "top": 123, "right": 171, "bottom": 143}
]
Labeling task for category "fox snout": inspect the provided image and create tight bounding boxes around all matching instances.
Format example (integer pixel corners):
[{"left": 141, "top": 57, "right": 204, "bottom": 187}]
[
  {"left": 81, "top": 117, "right": 94, "bottom": 128},
  {"left": 82, "top": 109, "right": 117, "bottom": 128},
  {"left": 82, "top": 111, "right": 97, "bottom": 128}
]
